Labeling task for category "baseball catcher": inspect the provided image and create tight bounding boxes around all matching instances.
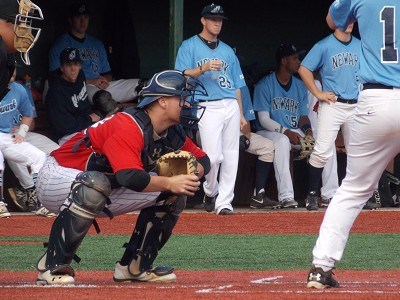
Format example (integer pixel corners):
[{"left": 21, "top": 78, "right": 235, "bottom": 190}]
[{"left": 35, "top": 70, "right": 210, "bottom": 285}]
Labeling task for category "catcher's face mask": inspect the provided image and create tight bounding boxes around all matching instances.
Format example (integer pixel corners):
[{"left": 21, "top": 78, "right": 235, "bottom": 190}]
[
  {"left": 1, "top": 0, "right": 44, "bottom": 65},
  {"left": 138, "top": 70, "right": 208, "bottom": 128}
]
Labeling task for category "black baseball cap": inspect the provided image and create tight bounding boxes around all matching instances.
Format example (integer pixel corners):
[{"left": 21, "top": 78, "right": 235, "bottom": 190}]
[
  {"left": 69, "top": 2, "right": 89, "bottom": 17},
  {"left": 0, "top": 0, "right": 18, "bottom": 21},
  {"left": 275, "top": 43, "right": 306, "bottom": 65},
  {"left": 60, "top": 48, "right": 82, "bottom": 65},
  {"left": 201, "top": 3, "right": 228, "bottom": 19}
]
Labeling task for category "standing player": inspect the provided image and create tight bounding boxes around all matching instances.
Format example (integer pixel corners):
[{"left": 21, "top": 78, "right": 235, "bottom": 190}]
[
  {"left": 307, "top": 0, "right": 400, "bottom": 289},
  {"left": 35, "top": 70, "right": 211, "bottom": 285},
  {"left": 298, "top": 24, "right": 361, "bottom": 211},
  {"left": 253, "top": 43, "right": 312, "bottom": 208},
  {"left": 175, "top": 3, "right": 247, "bottom": 215}
]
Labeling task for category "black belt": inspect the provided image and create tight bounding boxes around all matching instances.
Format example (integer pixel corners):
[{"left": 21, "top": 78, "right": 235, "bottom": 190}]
[
  {"left": 198, "top": 98, "right": 223, "bottom": 102},
  {"left": 337, "top": 97, "right": 357, "bottom": 104},
  {"left": 363, "top": 83, "right": 394, "bottom": 90}
]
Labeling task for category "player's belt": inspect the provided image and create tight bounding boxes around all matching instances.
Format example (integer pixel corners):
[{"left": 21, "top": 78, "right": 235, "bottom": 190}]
[
  {"left": 336, "top": 97, "right": 357, "bottom": 104},
  {"left": 198, "top": 98, "right": 223, "bottom": 102},
  {"left": 363, "top": 83, "right": 394, "bottom": 90}
]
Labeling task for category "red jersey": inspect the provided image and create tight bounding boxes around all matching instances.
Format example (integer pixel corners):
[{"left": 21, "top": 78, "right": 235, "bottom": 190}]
[{"left": 51, "top": 112, "right": 206, "bottom": 173}]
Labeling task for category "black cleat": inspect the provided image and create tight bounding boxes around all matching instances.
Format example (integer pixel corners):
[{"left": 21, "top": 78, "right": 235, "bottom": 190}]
[
  {"left": 203, "top": 195, "right": 216, "bottom": 212},
  {"left": 306, "top": 191, "right": 319, "bottom": 211},
  {"left": 306, "top": 265, "right": 339, "bottom": 289},
  {"left": 363, "top": 190, "right": 381, "bottom": 210}
]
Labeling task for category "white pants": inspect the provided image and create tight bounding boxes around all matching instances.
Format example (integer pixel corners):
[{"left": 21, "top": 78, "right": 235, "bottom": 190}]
[
  {"left": 86, "top": 79, "right": 140, "bottom": 103},
  {"left": 308, "top": 90, "right": 340, "bottom": 199},
  {"left": 7, "top": 132, "right": 59, "bottom": 189},
  {"left": 245, "top": 132, "right": 274, "bottom": 163},
  {"left": 256, "top": 129, "right": 305, "bottom": 201},
  {"left": 198, "top": 99, "right": 240, "bottom": 214},
  {"left": 0, "top": 132, "right": 46, "bottom": 174},
  {"left": 313, "top": 88, "right": 400, "bottom": 268},
  {"left": 37, "top": 156, "right": 160, "bottom": 217}
]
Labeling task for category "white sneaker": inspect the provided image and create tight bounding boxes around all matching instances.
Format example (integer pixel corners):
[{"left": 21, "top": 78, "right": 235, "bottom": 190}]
[
  {"left": 0, "top": 202, "right": 11, "bottom": 218},
  {"left": 37, "top": 270, "right": 75, "bottom": 285},
  {"left": 113, "top": 262, "right": 177, "bottom": 282},
  {"left": 35, "top": 206, "right": 57, "bottom": 218}
]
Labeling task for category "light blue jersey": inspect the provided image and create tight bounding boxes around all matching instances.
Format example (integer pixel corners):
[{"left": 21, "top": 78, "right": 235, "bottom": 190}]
[
  {"left": 175, "top": 35, "right": 246, "bottom": 101},
  {"left": 301, "top": 34, "right": 361, "bottom": 99},
  {"left": 241, "top": 85, "right": 255, "bottom": 121},
  {"left": 330, "top": 0, "right": 400, "bottom": 87},
  {"left": 49, "top": 33, "right": 111, "bottom": 79},
  {"left": 12, "top": 82, "right": 36, "bottom": 127},
  {"left": 0, "top": 82, "right": 33, "bottom": 133},
  {"left": 253, "top": 72, "right": 309, "bottom": 131}
]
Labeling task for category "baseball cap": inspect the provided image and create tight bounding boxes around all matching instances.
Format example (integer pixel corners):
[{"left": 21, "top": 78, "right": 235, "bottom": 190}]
[
  {"left": 201, "top": 3, "right": 227, "bottom": 19},
  {"left": 60, "top": 48, "right": 82, "bottom": 65},
  {"left": 0, "top": 0, "right": 19, "bottom": 21},
  {"left": 69, "top": 2, "right": 89, "bottom": 17},
  {"left": 275, "top": 43, "right": 306, "bottom": 64}
]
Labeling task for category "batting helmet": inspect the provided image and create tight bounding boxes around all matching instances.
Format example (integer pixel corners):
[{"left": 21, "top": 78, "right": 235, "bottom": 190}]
[{"left": 137, "top": 70, "right": 208, "bottom": 128}]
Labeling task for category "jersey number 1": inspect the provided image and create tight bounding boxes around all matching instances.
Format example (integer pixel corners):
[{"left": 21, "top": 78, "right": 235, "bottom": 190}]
[{"left": 380, "top": 6, "right": 398, "bottom": 63}]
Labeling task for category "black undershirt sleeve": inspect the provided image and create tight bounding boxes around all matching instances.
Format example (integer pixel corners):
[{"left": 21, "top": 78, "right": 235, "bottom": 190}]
[{"left": 115, "top": 169, "right": 151, "bottom": 192}]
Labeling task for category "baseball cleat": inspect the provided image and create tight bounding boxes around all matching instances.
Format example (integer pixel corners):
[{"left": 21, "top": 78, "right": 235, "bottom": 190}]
[
  {"left": 320, "top": 197, "right": 331, "bottom": 207},
  {"left": 250, "top": 192, "right": 281, "bottom": 209},
  {"left": 305, "top": 191, "right": 319, "bottom": 211},
  {"left": 113, "top": 262, "right": 176, "bottom": 282},
  {"left": 35, "top": 206, "right": 58, "bottom": 218},
  {"left": 306, "top": 265, "right": 339, "bottom": 289},
  {"left": 363, "top": 190, "right": 381, "bottom": 210},
  {"left": 218, "top": 208, "right": 234, "bottom": 215},
  {"left": 203, "top": 195, "right": 216, "bottom": 212},
  {"left": 37, "top": 270, "right": 75, "bottom": 285},
  {"left": 0, "top": 202, "right": 11, "bottom": 218},
  {"left": 280, "top": 198, "right": 298, "bottom": 208}
]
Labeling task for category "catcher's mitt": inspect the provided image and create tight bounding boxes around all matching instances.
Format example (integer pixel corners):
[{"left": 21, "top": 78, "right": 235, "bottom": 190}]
[
  {"left": 297, "top": 136, "right": 315, "bottom": 160},
  {"left": 92, "top": 90, "right": 122, "bottom": 118},
  {"left": 155, "top": 150, "right": 198, "bottom": 177}
]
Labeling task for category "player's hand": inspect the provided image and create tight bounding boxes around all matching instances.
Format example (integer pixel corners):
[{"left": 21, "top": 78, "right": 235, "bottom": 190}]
[
  {"left": 12, "top": 133, "right": 25, "bottom": 144},
  {"left": 167, "top": 174, "right": 200, "bottom": 196},
  {"left": 89, "top": 113, "right": 101, "bottom": 123},
  {"left": 96, "top": 76, "right": 109, "bottom": 90},
  {"left": 316, "top": 91, "right": 337, "bottom": 103},
  {"left": 283, "top": 130, "right": 302, "bottom": 145},
  {"left": 206, "top": 59, "right": 222, "bottom": 72}
]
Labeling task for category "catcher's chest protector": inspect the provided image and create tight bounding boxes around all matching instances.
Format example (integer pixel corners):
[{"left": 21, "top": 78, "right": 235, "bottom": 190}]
[{"left": 124, "top": 108, "right": 186, "bottom": 172}]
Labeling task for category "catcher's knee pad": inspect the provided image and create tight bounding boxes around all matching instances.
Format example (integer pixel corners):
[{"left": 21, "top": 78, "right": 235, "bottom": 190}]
[
  {"left": 126, "top": 206, "right": 180, "bottom": 275},
  {"left": 37, "top": 171, "right": 111, "bottom": 273}
]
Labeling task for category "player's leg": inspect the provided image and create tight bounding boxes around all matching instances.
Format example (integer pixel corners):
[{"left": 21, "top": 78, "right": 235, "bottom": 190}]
[
  {"left": 36, "top": 171, "right": 111, "bottom": 285},
  {"left": 320, "top": 149, "right": 338, "bottom": 206},
  {"left": 309, "top": 89, "right": 400, "bottom": 288},
  {"left": 246, "top": 133, "right": 280, "bottom": 209},
  {"left": 113, "top": 194, "right": 186, "bottom": 282},
  {"left": 216, "top": 99, "right": 240, "bottom": 214},
  {"left": 197, "top": 101, "right": 224, "bottom": 211},
  {"left": 257, "top": 130, "right": 297, "bottom": 207},
  {"left": 6, "top": 161, "right": 35, "bottom": 211},
  {"left": 25, "top": 132, "right": 59, "bottom": 154},
  {"left": 307, "top": 102, "right": 343, "bottom": 210}
]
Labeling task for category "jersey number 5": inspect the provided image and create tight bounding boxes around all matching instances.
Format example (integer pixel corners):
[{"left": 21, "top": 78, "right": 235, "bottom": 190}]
[{"left": 380, "top": 6, "right": 398, "bottom": 63}]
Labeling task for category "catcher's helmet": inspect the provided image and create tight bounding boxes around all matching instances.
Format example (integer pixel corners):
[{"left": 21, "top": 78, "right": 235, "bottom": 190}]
[
  {"left": 137, "top": 70, "right": 208, "bottom": 128},
  {"left": 0, "top": 0, "right": 44, "bottom": 65}
]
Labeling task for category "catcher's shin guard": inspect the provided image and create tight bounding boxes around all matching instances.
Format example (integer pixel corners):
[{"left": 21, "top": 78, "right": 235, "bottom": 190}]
[
  {"left": 124, "top": 196, "right": 186, "bottom": 275},
  {"left": 37, "top": 171, "right": 111, "bottom": 275}
]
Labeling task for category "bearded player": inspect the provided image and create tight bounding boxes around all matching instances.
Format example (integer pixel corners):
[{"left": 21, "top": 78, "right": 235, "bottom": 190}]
[{"left": 35, "top": 70, "right": 210, "bottom": 285}]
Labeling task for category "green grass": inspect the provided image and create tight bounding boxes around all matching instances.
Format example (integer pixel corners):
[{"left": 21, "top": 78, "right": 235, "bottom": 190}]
[{"left": 1, "top": 234, "right": 400, "bottom": 271}]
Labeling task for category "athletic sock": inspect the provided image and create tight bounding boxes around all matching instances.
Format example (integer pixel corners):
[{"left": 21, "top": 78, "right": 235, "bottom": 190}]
[
  {"left": 255, "top": 161, "right": 272, "bottom": 195},
  {"left": 308, "top": 165, "right": 323, "bottom": 193}
]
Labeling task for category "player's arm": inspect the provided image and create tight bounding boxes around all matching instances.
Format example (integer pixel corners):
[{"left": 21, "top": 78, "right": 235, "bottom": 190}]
[
  {"left": 298, "top": 66, "right": 337, "bottom": 103},
  {"left": 299, "top": 115, "right": 313, "bottom": 137},
  {"left": 326, "top": 8, "right": 337, "bottom": 30},
  {"left": 13, "top": 115, "right": 33, "bottom": 143},
  {"left": 182, "top": 59, "right": 223, "bottom": 79},
  {"left": 236, "top": 88, "right": 248, "bottom": 131}
]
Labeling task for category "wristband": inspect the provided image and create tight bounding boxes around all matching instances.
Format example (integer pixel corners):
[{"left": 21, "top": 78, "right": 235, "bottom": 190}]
[
  {"left": 17, "top": 123, "right": 29, "bottom": 138},
  {"left": 199, "top": 65, "right": 205, "bottom": 74},
  {"left": 301, "top": 123, "right": 311, "bottom": 134}
]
